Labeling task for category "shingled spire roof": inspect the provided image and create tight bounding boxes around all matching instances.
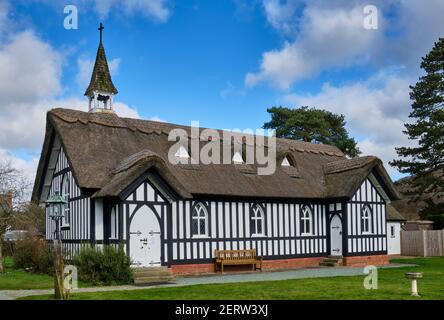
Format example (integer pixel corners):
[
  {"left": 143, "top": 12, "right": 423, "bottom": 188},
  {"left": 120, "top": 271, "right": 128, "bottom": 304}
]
[{"left": 84, "top": 23, "right": 118, "bottom": 97}]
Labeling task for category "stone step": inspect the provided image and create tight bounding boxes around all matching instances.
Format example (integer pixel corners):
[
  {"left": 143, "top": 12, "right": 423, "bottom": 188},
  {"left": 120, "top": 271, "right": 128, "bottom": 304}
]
[
  {"left": 319, "top": 256, "right": 343, "bottom": 267},
  {"left": 319, "top": 261, "right": 339, "bottom": 267},
  {"left": 132, "top": 266, "right": 175, "bottom": 284}
]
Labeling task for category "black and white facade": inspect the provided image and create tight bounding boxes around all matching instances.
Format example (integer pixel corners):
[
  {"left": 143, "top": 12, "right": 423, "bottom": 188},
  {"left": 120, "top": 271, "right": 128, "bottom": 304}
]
[
  {"left": 35, "top": 28, "right": 401, "bottom": 270},
  {"left": 44, "top": 144, "right": 393, "bottom": 265}
]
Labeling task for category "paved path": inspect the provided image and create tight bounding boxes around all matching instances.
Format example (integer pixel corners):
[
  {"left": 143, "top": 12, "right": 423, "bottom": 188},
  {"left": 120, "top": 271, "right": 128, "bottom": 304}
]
[{"left": 0, "top": 263, "right": 416, "bottom": 300}]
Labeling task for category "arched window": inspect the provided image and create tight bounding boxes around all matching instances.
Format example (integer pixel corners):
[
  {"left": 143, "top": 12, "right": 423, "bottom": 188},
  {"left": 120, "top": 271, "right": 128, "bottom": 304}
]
[
  {"left": 192, "top": 202, "right": 208, "bottom": 237},
  {"left": 361, "top": 205, "right": 372, "bottom": 234},
  {"left": 250, "top": 204, "right": 265, "bottom": 236},
  {"left": 61, "top": 174, "right": 70, "bottom": 226},
  {"left": 300, "top": 206, "right": 312, "bottom": 235}
]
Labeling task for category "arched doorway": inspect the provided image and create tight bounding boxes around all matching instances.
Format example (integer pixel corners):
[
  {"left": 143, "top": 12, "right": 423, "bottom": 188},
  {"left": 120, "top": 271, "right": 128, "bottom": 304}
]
[
  {"left": 129, "top": 206, "right": 161, "bottom": 267},
  {"left": 330, "top": 215, "right": 343, "bottom": 256}
]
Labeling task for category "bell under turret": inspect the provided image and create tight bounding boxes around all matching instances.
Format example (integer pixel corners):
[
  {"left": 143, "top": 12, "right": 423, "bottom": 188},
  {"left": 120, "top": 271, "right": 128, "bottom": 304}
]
[{"left": 85, "top": 23, "right": 118, "bottom": 113}]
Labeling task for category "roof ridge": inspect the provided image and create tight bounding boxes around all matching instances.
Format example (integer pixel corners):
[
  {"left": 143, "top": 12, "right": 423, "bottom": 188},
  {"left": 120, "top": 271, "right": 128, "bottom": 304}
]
[
  {"left": 49, "top": 108, "right": 344, "bottom": 157},
  {"left": 114, "top": 150, "right": 163, "bottom": 174},
  {"left": 324, "top": 156, "right": 378, "bottom": 174}
]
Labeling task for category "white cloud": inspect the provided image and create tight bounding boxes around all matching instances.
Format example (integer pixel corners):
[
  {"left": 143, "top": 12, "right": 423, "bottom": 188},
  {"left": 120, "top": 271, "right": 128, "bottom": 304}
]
[
  {"left": 92, "top": 0, "right": 171, "bottom": 22},
  {"left": 220, "top": 81, "right": 245, "bottom": 99},
  {"left": 0, "top": 97, "right": 140, "bottom": 151},
  {"left": 0, "top": 31, "right": 62, "bottom": 105},
  {"left": 283, "top": 73, "right": 414, "bottom": 175},
  {"left": 0, "top": 4, "right": 141, "bottom": 190},
  {"left": 0, "top": 148, "right": 39, "bottom": 193},
  {"left": 246, "top": 0, "right": 444, "bottom": 178},
  {"left": 147, "top": 116, "right": 166, "bottom": 122},
  {"left": 23, "top": 0, "right": 172, "bottom": 22},
  {"left": 248, "top": 0, "right": 444, "bottom": 89},
  {"left": 247, "top": 3, "right": 381, "bottom": 89},
  {"left": 262, "top": 0, "right": 300, "bottom": 35},
  {"left": 113, "top": 101, "right": 141, "bottom": 118}
]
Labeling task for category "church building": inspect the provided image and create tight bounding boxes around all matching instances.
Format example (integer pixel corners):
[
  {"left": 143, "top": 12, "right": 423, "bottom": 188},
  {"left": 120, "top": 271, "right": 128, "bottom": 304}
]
[{"left": 32, "top": 25, "right": 402, "bottom": 275}]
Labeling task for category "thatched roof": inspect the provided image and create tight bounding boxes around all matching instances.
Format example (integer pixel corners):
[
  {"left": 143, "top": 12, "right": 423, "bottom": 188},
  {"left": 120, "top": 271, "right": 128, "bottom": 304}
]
[
  {"left": 387, "top": 204, "right": 406, "bottom": 221},
  {"left": 32, "top": 108, "right": 401, "bottom": 202}
]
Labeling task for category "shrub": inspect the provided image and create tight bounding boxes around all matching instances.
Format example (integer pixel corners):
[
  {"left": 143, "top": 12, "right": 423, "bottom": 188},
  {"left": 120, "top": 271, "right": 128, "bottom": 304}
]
[
  {"left": 73, "top": 245, "right": 133, "bottom": 286},
  {"left": 12, "top": 235, "right": 53, "bottom": 275}
]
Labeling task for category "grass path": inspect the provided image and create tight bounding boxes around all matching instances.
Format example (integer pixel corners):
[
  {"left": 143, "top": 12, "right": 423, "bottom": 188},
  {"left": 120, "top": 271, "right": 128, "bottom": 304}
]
[{"left": 21, "top": 258, "right": 444, "bottom": 300}]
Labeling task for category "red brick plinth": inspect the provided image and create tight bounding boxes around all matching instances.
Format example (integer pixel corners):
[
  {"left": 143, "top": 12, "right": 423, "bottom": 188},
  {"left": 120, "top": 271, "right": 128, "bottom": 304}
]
[
  {"left": 343, "top": 255, "right": 389, "bottom": 267},
  {"left": 170, "top": 257, "right": 324, "bottom": 276}
]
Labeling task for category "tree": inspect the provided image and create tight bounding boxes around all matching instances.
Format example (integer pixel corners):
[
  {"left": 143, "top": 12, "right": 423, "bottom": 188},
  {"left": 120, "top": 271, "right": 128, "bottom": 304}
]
[
  {"left": 390, "top": 38, "right": 444, "bottom": 198},
  {"left": 263, "top": 106, "right": 361, "bottom": 157},
  {"left": 0, "top": 161, "right": 28, "bottom": 273},
  {"left": 11, "top": 203, "right": 45, "bottom": 236}
]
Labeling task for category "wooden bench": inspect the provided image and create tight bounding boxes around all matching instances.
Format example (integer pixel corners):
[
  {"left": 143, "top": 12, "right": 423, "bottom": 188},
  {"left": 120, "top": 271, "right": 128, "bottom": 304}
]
[{"left": 215, "top": 249, "right": 263, "bottom": 273}]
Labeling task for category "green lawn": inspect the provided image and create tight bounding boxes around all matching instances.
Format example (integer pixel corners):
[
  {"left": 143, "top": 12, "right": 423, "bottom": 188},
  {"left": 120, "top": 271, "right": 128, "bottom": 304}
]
[
  {"left": 21, "top": 257, "right": 444, "bottom": 300},
  {"left": 0, "top": 257, "right": 93, "bottom": 290},
  {"left": 0, "top": 257, "right": 54, "bottom": 290}
]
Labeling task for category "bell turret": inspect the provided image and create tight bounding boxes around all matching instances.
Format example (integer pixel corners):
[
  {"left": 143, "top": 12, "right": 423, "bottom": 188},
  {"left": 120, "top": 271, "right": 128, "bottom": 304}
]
[{"left": 85, "top": 23, "right": 118, "bottom": 113}]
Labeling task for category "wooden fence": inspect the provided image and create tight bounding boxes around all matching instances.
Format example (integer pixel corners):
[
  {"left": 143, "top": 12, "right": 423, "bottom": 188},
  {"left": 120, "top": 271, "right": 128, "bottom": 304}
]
[{"left": 401, "top": 230, "right": 444, "bottom": 257}]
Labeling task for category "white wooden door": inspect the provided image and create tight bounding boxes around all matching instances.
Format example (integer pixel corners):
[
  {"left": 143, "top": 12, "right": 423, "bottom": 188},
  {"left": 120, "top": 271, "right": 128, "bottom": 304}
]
[
  {"left": 129, "top": 206, "right": 161, "bottom": 267},
  {"left": 330, "top": 215, "right": 343, "bottom": 256}
]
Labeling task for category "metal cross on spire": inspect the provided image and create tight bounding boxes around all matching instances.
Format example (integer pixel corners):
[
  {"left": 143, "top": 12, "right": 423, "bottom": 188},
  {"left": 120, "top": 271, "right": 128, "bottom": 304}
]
[{"left": 98, "top": 22, "right": 104, "bottom": 43}]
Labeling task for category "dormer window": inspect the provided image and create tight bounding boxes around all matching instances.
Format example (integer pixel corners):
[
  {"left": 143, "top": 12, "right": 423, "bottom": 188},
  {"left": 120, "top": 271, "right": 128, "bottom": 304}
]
[
  {"left": 281, "top": 156, "right": 291, "bottom": 167},
  {"left": 175, "top": 145, "right": 190, "bottom": 158},
  {"left": 232, "top": 151, "right": 243, "bottom": 164},
  {"left": 280, "top": 153, "right": 301, "bottom": 178}
]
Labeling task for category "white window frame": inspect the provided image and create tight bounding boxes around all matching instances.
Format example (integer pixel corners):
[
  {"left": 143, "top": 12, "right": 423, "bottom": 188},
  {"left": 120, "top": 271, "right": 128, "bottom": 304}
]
[
  {"left": 61, "top": 174, "right": 70, "bottom": 227},
  {"left": 251, "top": 205, "right": 265, "bottom": 237},
  {"left": 110, "top": 207, "right": 117, "bottom": 240},
  {"left": 192, "top": 203, "right": 209, "bottom": 238},
  {"left": 300, "top": 206, "right": 313, "bottom": 236},
  {"left": 361, "top": 205, "right": 373, "bottom": 235},
  {"left": 390, "top": 225, "right": 396, "bottom": 238}
]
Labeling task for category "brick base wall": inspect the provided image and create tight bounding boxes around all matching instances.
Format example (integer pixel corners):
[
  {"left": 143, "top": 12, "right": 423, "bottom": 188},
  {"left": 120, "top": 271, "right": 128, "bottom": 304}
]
[
  {"left": 170, "top": 257, "right": 324, "bottom": 276},
  {"left": 170, "top": 255, "right": 390, "bottom": 275},
  {"left": 171, "top": 263, "right": 215, "bottom": 275},
  {"left": 262, "top": 257, "right": 324, "bottom": 270},
  {"left": 343, "top": 254, "right": 389, "bottom": 267}
]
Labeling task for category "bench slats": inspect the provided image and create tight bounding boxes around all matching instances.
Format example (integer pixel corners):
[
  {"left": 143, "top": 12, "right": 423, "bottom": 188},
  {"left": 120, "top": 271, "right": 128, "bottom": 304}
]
[{"left": 214, "top": 249, "right": 262, "bottom": 273}]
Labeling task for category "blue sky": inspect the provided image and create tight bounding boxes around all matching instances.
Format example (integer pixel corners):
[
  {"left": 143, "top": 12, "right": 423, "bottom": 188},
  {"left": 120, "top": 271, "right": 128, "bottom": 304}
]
[
  {"left": 13, "top": 0, "right": 284, "bottom": 128},
  {"left": 1, "top": 0, "right": 444, "bottom": 188}
]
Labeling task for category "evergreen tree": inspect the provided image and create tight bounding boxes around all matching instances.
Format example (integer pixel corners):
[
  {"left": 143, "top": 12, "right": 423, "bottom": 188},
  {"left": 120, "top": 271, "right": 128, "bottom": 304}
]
[
  {"left": 264, "top": 106, "right": 360, "bottom": 158},
  {"left": 390, "top": 38, "right": 444, "bottom": 196}
]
